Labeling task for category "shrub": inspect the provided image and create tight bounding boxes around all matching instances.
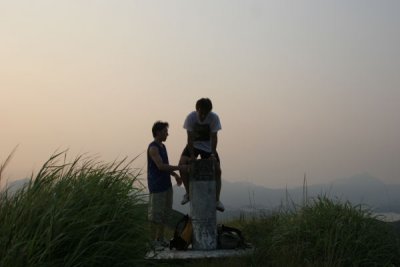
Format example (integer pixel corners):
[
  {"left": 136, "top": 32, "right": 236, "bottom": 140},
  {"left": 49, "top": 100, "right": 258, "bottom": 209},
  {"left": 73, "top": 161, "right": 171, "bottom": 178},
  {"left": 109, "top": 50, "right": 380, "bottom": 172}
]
[
  {"left": 242, "top": 196, "right": 400, "bottom": 266},
  {"left": 0, "top": 152, "right": 149, "bottom": 267}
]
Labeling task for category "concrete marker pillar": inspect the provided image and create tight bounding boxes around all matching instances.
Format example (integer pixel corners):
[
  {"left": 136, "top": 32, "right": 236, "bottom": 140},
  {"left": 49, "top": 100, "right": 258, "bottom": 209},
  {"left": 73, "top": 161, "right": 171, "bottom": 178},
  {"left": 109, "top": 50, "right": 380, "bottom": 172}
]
[{"left": 189, "top": 159, "right": 217, "bottom": 250}]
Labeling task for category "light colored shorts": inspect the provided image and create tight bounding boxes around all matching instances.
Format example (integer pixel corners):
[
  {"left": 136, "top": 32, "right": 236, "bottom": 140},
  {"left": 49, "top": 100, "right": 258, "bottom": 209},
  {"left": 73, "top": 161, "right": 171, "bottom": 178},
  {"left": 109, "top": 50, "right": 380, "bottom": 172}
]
[{"left": 148, "top": 187, "right": 173, "bottom": 224}]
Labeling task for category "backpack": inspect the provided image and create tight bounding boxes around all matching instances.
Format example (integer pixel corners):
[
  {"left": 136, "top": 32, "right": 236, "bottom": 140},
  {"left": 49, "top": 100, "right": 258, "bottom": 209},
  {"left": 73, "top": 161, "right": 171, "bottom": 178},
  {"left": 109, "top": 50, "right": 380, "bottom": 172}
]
[
  {"left": 217, "top": 224, "right": 246, "bottom": 249},
  {"left": 169, "top": 214, "right": 193, "bottom": 250}
]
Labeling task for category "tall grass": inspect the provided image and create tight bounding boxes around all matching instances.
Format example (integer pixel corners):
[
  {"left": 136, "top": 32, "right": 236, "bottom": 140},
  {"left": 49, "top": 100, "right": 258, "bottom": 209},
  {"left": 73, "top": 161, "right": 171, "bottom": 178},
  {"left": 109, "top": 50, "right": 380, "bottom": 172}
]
[
  {"left": 2, "top": 151, "right": 399, "bottom": 266},
  {"left": 0, "top": 145, "right": 18, "bottom": 186},
  {"left": 240, "top": 196, "right": 400, "bottom": 267},
  {"left": 0, "top": 152, "right": 149, "bottom": 267}
]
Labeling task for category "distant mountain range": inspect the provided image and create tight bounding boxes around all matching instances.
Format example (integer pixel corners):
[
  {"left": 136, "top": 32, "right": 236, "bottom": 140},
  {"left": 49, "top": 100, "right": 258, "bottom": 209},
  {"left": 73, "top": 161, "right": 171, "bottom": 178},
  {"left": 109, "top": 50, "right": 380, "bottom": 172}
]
[
  {"left": 172, "top": 173, "right": 400, "bottom": 221},
  {"left": 5, "top": 173, "right": 400, "bottom": 222}
]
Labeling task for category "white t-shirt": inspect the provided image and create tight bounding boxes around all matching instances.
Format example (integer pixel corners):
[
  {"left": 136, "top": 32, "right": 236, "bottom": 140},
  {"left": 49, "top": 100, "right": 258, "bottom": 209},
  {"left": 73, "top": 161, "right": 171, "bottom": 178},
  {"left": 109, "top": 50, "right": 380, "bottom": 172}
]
[{"left": 183, "top": 111, "right": 222, "bottom": 152}]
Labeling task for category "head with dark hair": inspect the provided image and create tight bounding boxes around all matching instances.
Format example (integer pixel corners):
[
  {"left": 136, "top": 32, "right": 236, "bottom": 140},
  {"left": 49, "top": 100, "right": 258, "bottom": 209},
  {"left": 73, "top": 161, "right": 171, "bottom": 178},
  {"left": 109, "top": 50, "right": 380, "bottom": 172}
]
[
  {"left": 196, "top": 98, "right": 213, "bottom": 113},
  {"left": 195, "top": 98, "right": 213, "bottom": 122},
  {"left": 152, "top": 121, "right": 169, "bottom": 138}
]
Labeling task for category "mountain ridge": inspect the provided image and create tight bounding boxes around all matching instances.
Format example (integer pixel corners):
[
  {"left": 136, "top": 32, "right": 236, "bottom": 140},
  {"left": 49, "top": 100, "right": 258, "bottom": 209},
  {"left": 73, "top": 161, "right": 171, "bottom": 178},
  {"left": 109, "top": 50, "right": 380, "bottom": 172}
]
[
  {"left": 172, "top": 173, "right": 400, "bottom": 216},
  {"left": 4, "top": 174, "right": 400, "bottom": 215}
]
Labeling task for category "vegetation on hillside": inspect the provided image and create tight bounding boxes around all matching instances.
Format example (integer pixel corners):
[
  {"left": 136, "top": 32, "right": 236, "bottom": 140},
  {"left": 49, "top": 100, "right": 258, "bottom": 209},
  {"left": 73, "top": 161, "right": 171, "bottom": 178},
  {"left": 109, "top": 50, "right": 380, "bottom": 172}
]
[
  {"left": 1, "top": 152, "right": 399, "bottom": 266},
  {"left": 238, "top": 197, "right": 400, "bottom": 266},
  {"left": 0, "top": 152, "right": 148, "bottom": 267}
]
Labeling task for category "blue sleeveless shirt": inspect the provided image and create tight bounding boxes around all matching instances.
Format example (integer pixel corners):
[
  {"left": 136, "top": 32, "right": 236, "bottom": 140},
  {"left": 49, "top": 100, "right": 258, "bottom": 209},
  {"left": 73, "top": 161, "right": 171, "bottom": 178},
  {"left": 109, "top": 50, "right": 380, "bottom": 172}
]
[{"left": 147, "top": 141, "right": 172, "bottom": 193}]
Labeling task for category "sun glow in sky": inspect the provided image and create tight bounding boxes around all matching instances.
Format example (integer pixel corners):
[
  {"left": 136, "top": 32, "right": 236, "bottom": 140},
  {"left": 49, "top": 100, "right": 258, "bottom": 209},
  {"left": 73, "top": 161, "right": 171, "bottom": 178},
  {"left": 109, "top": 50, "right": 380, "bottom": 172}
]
[{"left": 1, "top": 1, "right": 400, "bottom": 188}]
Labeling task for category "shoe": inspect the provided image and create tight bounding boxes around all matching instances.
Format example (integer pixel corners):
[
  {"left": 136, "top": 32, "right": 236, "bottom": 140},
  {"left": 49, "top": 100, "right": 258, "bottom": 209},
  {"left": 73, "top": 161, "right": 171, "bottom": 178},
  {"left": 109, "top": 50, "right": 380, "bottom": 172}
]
[
  {"left": 150, "top": 240, "right": 166, "bottom": 251},
  {"left": 158, "top": 238, "right": 169, "bottom": 247},
  {"left": 216, "top": 201, "right": 225, "bottom": 212},
  {"left": 181, "top": 194, "right": 190, "bottom": 205}
]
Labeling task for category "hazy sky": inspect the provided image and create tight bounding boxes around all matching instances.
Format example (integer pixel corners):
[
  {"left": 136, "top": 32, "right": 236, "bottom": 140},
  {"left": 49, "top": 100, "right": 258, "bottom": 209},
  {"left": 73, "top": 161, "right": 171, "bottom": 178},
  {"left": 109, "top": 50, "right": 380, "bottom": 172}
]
[{"left": 1, "top": 1, "right": 400, "bottom": 188}]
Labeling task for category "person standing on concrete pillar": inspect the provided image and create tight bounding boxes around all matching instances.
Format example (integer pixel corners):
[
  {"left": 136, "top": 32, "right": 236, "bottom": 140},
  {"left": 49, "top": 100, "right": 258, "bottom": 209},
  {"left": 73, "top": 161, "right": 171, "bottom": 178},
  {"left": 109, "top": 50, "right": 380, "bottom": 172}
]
[
  {"left": 179, "top": 98, "right": 225, "bottom": 212},
  {"left": 147, "top": 121, "right": 189, "bottom": 247}
]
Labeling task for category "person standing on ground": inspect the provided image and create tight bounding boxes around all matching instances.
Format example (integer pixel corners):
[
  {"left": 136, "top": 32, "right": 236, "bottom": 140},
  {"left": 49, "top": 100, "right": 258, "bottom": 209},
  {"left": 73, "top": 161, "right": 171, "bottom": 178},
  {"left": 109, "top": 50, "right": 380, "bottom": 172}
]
[
  {"left": 147, "top": 121, "right": 189, "bottom": 248},
  {"left": 179, "top": 98, "right": 224, "bottom": 212}
]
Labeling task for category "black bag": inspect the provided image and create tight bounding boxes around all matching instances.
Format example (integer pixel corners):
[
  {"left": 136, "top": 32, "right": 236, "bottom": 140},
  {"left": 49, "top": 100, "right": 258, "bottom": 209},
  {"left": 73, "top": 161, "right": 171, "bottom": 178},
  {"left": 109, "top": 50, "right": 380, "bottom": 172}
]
[
  {"left": 169, "top": 214, "right": 192, "bottom": 250},
  {"left": 217, "top": 224, "right": 246, "bottom": 249}
]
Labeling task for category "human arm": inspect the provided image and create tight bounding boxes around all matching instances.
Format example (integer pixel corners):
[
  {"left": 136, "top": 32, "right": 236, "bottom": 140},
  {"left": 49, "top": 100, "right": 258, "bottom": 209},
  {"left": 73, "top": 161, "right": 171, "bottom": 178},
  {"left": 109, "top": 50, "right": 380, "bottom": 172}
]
[
  {"left": 149, "top": 146, "right": 187, "bottom": 172},
  {"left": 187, "top": 130, "right": 196, "bottom": 161},
  {"left": 209, "top": 112, "right": 221, "bottom": 158},
  {"left": 210, "top": 132, "right": 218, "bottom": 158}
]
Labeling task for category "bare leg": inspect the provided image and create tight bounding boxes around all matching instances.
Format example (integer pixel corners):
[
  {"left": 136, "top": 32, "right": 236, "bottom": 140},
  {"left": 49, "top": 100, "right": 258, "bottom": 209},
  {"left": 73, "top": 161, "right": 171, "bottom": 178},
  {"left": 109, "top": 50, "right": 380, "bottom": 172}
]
[
  {"left": 179, "top": 155, "right": 190, "bottom": 194},
  {"left": 215, "top": 162, "right": 222, "bottom": 201},
  {"left": 150, "top": 222, "right": 164, "bottom": 241}
]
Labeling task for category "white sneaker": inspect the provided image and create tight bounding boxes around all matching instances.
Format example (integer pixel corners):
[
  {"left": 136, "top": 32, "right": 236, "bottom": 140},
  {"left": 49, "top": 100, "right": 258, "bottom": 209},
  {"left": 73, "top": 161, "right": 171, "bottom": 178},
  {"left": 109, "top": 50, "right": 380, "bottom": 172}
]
[
  {"left": 151, "top": 240, "right": 166, "bottom": 251},
  {"left": 157, "top": 238, "right": 169, "bottom": 247},
  {"left": 181, "top": 194, "right": 190, "bottom": 205},
  {"left": 216, "top": 201, "right": 225, "bottom": 212}
]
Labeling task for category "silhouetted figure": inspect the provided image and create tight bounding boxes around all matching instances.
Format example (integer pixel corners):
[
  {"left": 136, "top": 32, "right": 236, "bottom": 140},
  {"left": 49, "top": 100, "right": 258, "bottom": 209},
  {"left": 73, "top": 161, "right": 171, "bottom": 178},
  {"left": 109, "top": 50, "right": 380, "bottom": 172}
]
[
  {"left": 147, "top": 121, "right": 189, "bottom": 249},
  {"left": 179, "top": 98, "right": 224, "bottom": 212}
]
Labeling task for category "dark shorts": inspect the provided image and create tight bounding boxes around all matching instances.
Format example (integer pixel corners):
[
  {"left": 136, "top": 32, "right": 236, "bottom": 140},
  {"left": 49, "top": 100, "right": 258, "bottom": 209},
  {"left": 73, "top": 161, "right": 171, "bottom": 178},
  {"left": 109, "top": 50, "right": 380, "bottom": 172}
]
[{"left": 181, "top": 145, "right": 220, "bottom": 163}]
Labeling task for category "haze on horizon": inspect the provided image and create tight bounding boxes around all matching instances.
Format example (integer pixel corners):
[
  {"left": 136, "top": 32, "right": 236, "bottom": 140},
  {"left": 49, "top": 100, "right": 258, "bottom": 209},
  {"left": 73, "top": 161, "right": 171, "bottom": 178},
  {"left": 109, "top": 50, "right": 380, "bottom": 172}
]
[{"left": 1, "top": 1, "right": 399, "bottom": 189}]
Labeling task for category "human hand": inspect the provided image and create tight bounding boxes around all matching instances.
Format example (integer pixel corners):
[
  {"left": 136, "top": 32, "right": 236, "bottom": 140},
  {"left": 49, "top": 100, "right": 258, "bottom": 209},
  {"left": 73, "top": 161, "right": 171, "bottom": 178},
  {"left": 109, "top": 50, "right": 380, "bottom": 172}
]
[
  {"left": 172, "top": 172, "right": 182, "bottom": 186},
  {"left": 175, "top": 176, "right": 182, "bottom": 186}
]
